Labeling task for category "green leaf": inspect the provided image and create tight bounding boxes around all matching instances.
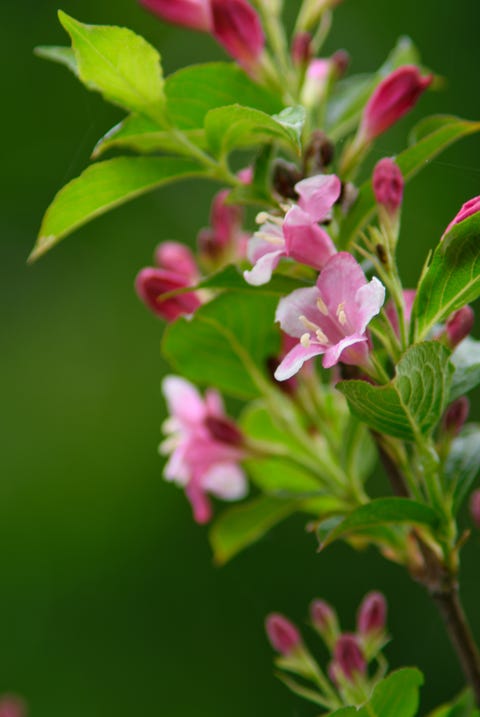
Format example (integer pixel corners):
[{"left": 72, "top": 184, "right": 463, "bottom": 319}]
[
  {"left": 445, "top": 425, "right": 480, "bottom": 513},
  {"left": 338, "top": 116, "right": 480, "bottom": 249},
  {"left": 164, "top": 62, "right": 283, "bottom": 130},
  {"left": 205, "top": 105, "right": 302, "bottom": 158},
  {"left": 338, "top": 342, "right": 453, "bottom": 442},
  {"left": 30, "top": 157, "right": 203, "bottom": 261},
  {"left": 58, "top": 11, "right": 165, "bottom": 122},
  {"left": 412, "top": 211, "right": 480, "bottom": 340},
  {"left": 450, "top": 337, "right": 480, "bottom": 402},
  {"left": 209, "top": 496, "right": 297, "bottom": 565},
  {"left": 319, "top": 498, "right": 440, "bottom": 549},
  {"left": 427, "top": 689, "right": 480, "bottom": 717},
  {"left": 162, "top": 291, "right": 280, "bottom": 400},
  {"left": 34, "top": 45, "right": 78, "bottom": 75},
  {"left": 329, "top": 669, "right": 423, "bottom": 717},
  {"left": 341, "top": 417, "right": 378, "bottom": 484},
  {"left": 272, "top": 106, "right": 306, "bottom": 146},
  {"left": 92, "top": 114, "right": 207, "bottom": 158}
]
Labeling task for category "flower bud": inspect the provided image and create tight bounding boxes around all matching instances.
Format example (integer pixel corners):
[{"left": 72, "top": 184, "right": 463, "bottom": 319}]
[
  {"left": 301, "top": 59, "right": 332, "bottom": 108},
  {"left": 372, "top": 158, "right": 404, "bottom": 215},
  {"left": 198, "top": 188, "right": 248, "bottom": 269},
  {"left": 442, "top": 397, "right": 470, "bottom": 437},
  {"left": 357, "top": 592, "right": 387, "bottom": 636},
  {"left": 139, "top": 0, "right": 212, "bottom": 32},
  {"left": 331, "top": 50, "right": 350, "bottom": 78},
  {"left": 470, "top": 489, "right": 480, "bottom": 529},
  {"left": 155, "top": 241, "right": 199, "bottom": 282},
  {"left": 359, "top": 66, "right": 432, "bottom": 143},
  {"left": 272, "top": 160, "right": 303, "bottom": 200},
  {"left": 296, "top": 0, "right": 343, "bottom": 32},
  {"left": 445, "top": 306, "right": 475, "bottom": 348},
  {"left": 265, "top": 613, "right": 302, "bottom": 655},
  {"left": 0, "top": 696, "right": 27, "bottom": 717},
  {"left": 332, "top": 634, "right": 366, "bottom": 681},
  {"left": 291, "top": 32, "right": 313, "bottom": 67},
  {"left": 135, "top": 267, "right": 201, "bottom": 321},
  {"left": 303, "top": 131, "right": 335, "bottom": 174},
  {"left": 443, "top": 195, "right": 480, "bottom": 237},
  {"left": 310, "top": 599, "right": 339, "bottom": 647},
  {"left": 211, "top": 0, "right": 265, "bottom": 76}
]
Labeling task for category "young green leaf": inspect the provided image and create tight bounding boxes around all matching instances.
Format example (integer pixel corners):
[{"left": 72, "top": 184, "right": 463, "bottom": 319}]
[
  {"left": 205, "top": 105, "right": 303, "bottom": 158},
  {"left": 445, "top": 425, "right": 480, "bottom": 513},
  {"left": 328, "top": 669, "right": 424, "bottom": 717},
  {"left": 319, "top": 498, "right": 440, "bottom": 550},
  {"left": 449, "top": 337, "right": 480, "bottom": 402},
  {"left": 30, "top": 157, "right": 204, "bottom": 261},
  {"left": 338, "top": 116, "right": 480, "bottom": 249},
  {"left": 412, "top": 212, "right": 480, "bottom": 341},
  {"left": 209, "top": 496, "right": 298, "bottom": 565},
  {"left": 162, "top": 291, "right": 280, "bottom": 399},
  {"left": 338, "top": 342, "right": 453, "bottom": 442},
  {"left": 34, "top": 45, "right": 78, "bottom": 75},
  {"left": 58, "top": 11, "right": 166, "bottom": 122},
  {"left": 427, "top": 688, "right": 480, "bottom": 717}
]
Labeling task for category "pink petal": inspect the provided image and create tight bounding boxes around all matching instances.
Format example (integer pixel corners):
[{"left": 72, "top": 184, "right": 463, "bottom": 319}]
[
  {"left": 275, "top": 286, "right": 322, "bottom": 338},
  {"left": 155, "top": 241, "right": 199, "bottom": 281},
  {"left": 294, "top": 174, "right": 342, "bottom": 222},
  {"left": 274, "top": 341, "right": 324, "bottom": 381},
  {"left": 316, "top": 252, "right": 368, "bottom": 314},
  {"left": 323, "top": 334, "right": 368, "bottom": 369},
  {"left": 205, "top": 389, "right": 225, "bottom": 417},
  {"left": 186, "top": 477, "right": 212, "bottom": 524},
  {"left": 283, "top": 206, "right": 336, "bottom": 270},
  {"left": 162, "top": 376, "right": 206, "bottom": 426},
  {"left": 211, "top": 0, "right": 265, "bottom": 75},
  {"left": 243, "top": 248, "right": 285, "bottom": 286},
  {"left": 135, "top": 267, "right": 201, "bottom": 321},
  {"left": 202, "top": 462, "right": 248, "bottom": 500},
  {"left": 354, "top": 277, "right": 386, "bottom": 333},
  {"left": 139, "top": 0, "right": 212, "bottom": 31},
  {"left": 443, "top": 195, "right": 480, "bottom": 237}
]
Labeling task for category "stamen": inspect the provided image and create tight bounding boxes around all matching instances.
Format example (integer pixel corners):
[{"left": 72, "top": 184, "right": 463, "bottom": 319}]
[
  {"left": 299, "top": 315, "right": 320, "bottom": 332},
  {"left": 255, "top": 230, "right": 285, "bottom": 246},
  {"left": 316, "top": 297, "right": 328, "bottom": 315},
  {"left": 337, "top": 302, "right": 347, "bottom": 326},
  {"left": 316, "top": 328, "right": 329, "bottom": 344},
  {"left": 300, "top": 333, "right": 311, "bottom": 347},
  {"left": 255, "top": 211, "right": 284, "bottom": 227}
]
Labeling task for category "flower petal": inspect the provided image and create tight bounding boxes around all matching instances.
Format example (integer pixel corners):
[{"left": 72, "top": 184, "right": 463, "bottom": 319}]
[
  {"left": 323, "top": 334, "right": 368, "bottom": 369},
  {"left": 202, "top": 462, "right": 248, "bottom": 500},
  {"left": 243, "top": 248, "right": 285, "bottom": 285},
  {"left": 354, "top": 277, "right": 386, "bottom": 333},
  {"left": 283, "top": 206, "right": 337, "bottom": 270},
  {"left": 162, "top": 375, "right": 206, "bottom": 425},
  {"left": 316, "top": 252, "right": 368, "bottom": 315},
  {"left": 275, "top": 341, "right": 324, "bottom": 381},
  {"left": 295, "top": 174, "right": 342, "bottom": 222},
  {"left": 275, "top": 286, "right": 322, "bottom": 338}
]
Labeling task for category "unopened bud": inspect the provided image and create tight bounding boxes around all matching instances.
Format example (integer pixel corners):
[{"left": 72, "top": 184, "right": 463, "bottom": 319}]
[
  {"left": 135, "top": 267, "right": 201, "bottom": 322},
  {"left": 357, "top": 592, "right": 387, "bottom": 636},
  {"left": 332, "top": 634, "right": 366, "bottom": 681},
  {"left": 304, "top": 131, "right": 335, "bottom": 174},
  {"left": 291, "top": 32, "right": 313, "bottom": 67},
  {"left": 265, "top": 613, "right": 302, "bottom": 655},
  {"left": 470, "top": 490, "right": 480, "bottom": 529},
  {"left": 139, "top": 0, "right": 212, "bottom": 32},
  {"left": 155, "top": 241, "right": 199, "bottom": 281},
  {"left": 442, "top": 397, "right": 470, "bottom": 437},
  {"left": 372, "top": 158, "right": 404, "bottom": 215},
  {"left": 310, "top": 599, "right": 339, "bottom": 647},
  {"left": 272, "top": 160, "right": 303, "bottom": 200},
  {"left": 443, "top": 195, "right": 480, "bottom": 238},
  {"left": 331, "top": 49, "right": 350, "bottom": 78},
  {"left": 446, "top": 306, "right": 475, "bottom": 348},
  {"left": 0, "top": 696, "right": 27, "bottom": 717},
  {"left": 211, "top": 0, "right": 265, "bottom": 77},
  {"left": 301, "top": 59, "right": 332, "bottom": 108}
]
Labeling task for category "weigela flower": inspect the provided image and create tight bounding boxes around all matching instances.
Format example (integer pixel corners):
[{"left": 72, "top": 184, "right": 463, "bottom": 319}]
[
  {"left": 210, "top": 0, "right": 265, "bottom": 76},
  {"left": 443, "top": 195, "right": 480, "bottom": 237},
  {"left": 372, "top": 158, "right": 404, "bottom": 215},
  {"left": 265, "top": 613, "right": 302, "bottom": 655},
  {"left": 275, "top": 252, "right": 385, "bottom": 380},
  {"left": 161, "top": 376, "right": 247, "bottom": 524},
  {"left": 244, "top": 174, "right": 341, "bottom": 286},
  {"left": 139, "top": 0, "right": 212, "bottom": 31}
]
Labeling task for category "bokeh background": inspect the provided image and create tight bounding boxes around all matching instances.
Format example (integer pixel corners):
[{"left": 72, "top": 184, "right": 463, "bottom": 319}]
[{"left": 2, "top": 0, "right": 480, "bottom": 714}]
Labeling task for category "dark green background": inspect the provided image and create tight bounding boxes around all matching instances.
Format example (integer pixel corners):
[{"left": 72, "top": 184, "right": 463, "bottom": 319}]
[{"left": 2, "top": 0, "right": 480, "bottom": 714}]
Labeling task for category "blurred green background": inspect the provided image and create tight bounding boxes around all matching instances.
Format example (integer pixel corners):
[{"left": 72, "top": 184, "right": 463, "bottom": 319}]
[{"left": 2, "top": 0, "right": 480, "bottom": 714}]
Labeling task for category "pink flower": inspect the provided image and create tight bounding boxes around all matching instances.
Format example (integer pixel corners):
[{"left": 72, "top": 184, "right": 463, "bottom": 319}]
[
  {"left": 330, "top": 634, "right": 366, "bottom": 682},
  {"left": 359, "top": 66, "right": 432, "bottom": 143},
  {"left": 301, "top": 59, "right": 332, "bottom": 107},
  {"left": 372, "top": 158, "right": 404, "bottom": 215},
  {"left": 161, "top": 376, "right": 247, "bottom": 524},
  {"left": 446, "top": 306, "right": 475, "bottom": 348},
  {"left": 357, "top": 592, "right": 387, "bottom": 636},
  {"left": 291, "top": 32, "right": 313, "bottom": 67},
  {"left": 443, "top": 196, "right": 480, "bottom": 237},
  {"left": 0, "top": 696, "right": 27, "bottom": 717},
  {"left": 244, "top": 174, "right": 341, "bottom": 286},
  {"left": 210, "top": 0, "right": 265, "bottom": 76},
  {"left": 198, "top": 189, "right": 249, "bottom": 269},
  {"left": 265, "top": 613, "right": 302, "bottom": 655},
  {"left": 154, "top": 241, "right": 199, "bottom": 281},
  {"left": 139, "top": 0, "right": 212, "bottom": 31},
  {"left": 275, "top": 253, "right": 385, "bottom": 380}
]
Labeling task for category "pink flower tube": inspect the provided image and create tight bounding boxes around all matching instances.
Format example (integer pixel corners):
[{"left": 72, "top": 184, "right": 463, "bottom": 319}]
[
  {"left": 443, "top": 195, "right": 480, "bottom": 237},
  {"left": 210, "top": 0, "right": 265, "bottom": 75},
  {"left": 139, "top": 0, "right": 212, "bottom": 31},
  {"left": 265, "top": 613, "right": 302, "bottom": 656}
]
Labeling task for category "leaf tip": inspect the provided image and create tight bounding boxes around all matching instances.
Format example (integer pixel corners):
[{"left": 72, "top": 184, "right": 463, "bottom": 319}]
[{"left": 27, "top": 235, "right": 57, "bottom": 264}]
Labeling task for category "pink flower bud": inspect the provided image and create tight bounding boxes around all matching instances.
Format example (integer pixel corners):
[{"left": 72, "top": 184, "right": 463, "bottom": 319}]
[
  {"left": 446, "top": 306, "right": 475, "bottom": 348},
  {"left": 357, "top": 592, "right": 387, "bottom": 636},
  {"left": 155, "top": 241, "right": 199, "bottom": 282},
  {"left": 301, "top": 59, "right": 332, "bottom": 107},
  {"left": 443, "top": 195, "right": 480, "bottom": 237},
  {"left": 372, "top": 158, "right": 404, "bottom": 214},
  {"left": 135, "top": 267, "right": 202, "bottom": 321},
  {"left": 470, "top": 490, "right": 480, "bottom": 529},
  {"left": 442, "top": 397, "right": 470, "bottom": 437},
  {"left": 332, "top": 634, "right": 366, "bottom": 681},
  {"left": 0, "top": 696, "right": 27, "bottom": 717},
  {"left": 291, "top": 32, "right": 313, "bottom": 67},
  {"left": 139, "top": 0, "right": 212, "bottom": 31},
  {"left": 211, "top": 0, "right": 265, "bottom": 75},
  {"left": 265, "top": 613, "right": 301, "bottom": 655},
  {"left": 310, "top": 599, "right": 338, "bottom": 632},
  {"left": 359, "top": 66, "right": 432, "bottom": 143},
  {"left": 331, "top": 50, "right": 350, "bottom": 78}
]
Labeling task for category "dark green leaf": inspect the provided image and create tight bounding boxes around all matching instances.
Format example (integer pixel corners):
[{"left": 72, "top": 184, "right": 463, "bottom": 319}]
[
  {"left": 319, "top": 498, "right": 439, "bottom": 549},
  {"left": 209, "top": 496, "right": 297, "bottom": 565},
  {"left": 445, "top": 425, "right": 480, "bottom": 513},
  {"left": 338, "top": 116, "right": 480, "bottom": 249},
  {"left": 328, "top": 669, "right": 423, "bottom": 717},
  {"left": 450, "top": 337, "right": 480, "bottom": 402},
  {"left": 338, "top": 342, "right": 453, "bottom": 441},
  {"left": 412, "top": 212, "right": 480, "bottom": 340},
  {"left": 205, "top": 105, "right": 302, "bottom": 158},
  {"left": 30, "top": 157, "right": 203, "bottom": 261},
  {"left": 34, "top": 45, "right": 78, "bottom": 75},
  {"left": 162, "top": 291, "right": 280, "bottom": 399},
  {"left": 58, "top": 11, "right": 165, "bottom": 122}
]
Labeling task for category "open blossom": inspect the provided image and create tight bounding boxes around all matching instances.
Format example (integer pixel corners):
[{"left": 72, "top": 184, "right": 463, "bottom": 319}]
[
  {"left": 358, "top": 66, "right": 432, "bottom": 143},
  {"left": 139, "top": 0, "right": 212, "bottom": 31},
  {"left": 161, "top": 376, "right": 247, "bottom": 524},
  {"left": 443, "top": 195, "right": 480, "bottom": 237},
  {"left": 244, "top": 174, "right": 341, "bottom": 286},
  {"left": 275, "top": 253, "right": 385, "bottom": 380}
]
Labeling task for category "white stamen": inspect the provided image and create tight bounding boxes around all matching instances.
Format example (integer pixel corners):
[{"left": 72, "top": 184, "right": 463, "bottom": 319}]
[
  {"left": 299, "top": 315, "right": 320, "bottom": 333},
  {"left": 255, "top": 230, "right": 285, "bottom": 246},
  {"left": 300, "top": 332, "right": 311, "bottom": 347},
  {"left": 316, "top": 297, "right": 328, "bottom": 315},
  {"left": 255, "top": 211, "right": 284, "bottom": 227},
  {"left": 337, "top": 302, "right": 347, "bottom": 326},
  {"left": 316, "top": 328, "right": 329, "bottom": 344}
]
